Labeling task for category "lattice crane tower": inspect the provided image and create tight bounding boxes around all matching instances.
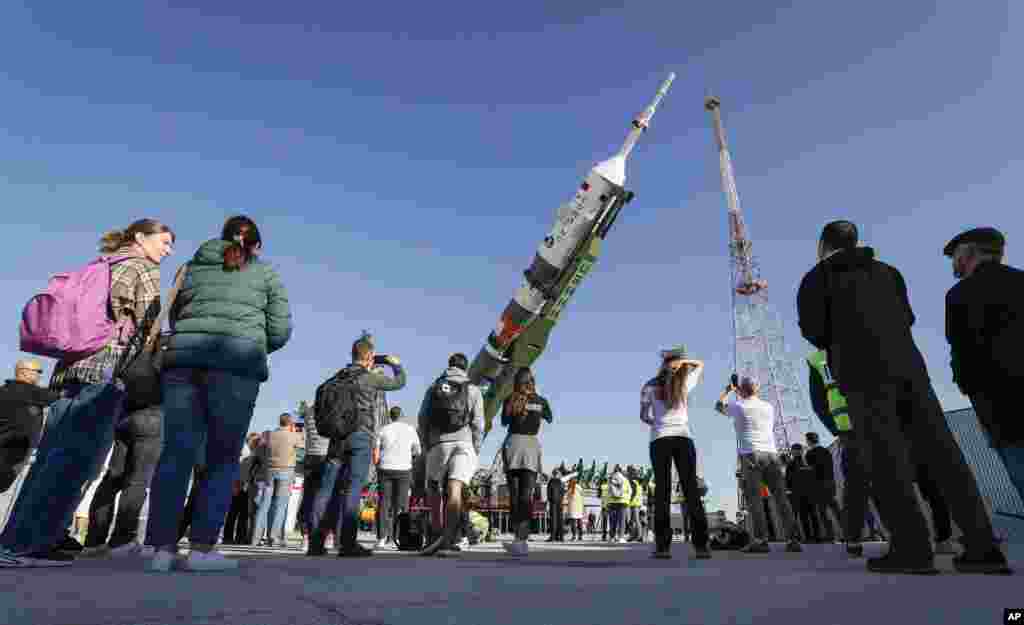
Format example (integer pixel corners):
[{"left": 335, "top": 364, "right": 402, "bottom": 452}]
[{"left": 704, "top": 96, "right": 814, "bottom": 452}]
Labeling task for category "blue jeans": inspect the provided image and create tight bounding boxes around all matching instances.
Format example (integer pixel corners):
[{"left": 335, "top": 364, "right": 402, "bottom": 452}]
[
  {"left": 249, "top": 469, "right": 293, "bottom": 544},
  {"left": 0, "top": 383, "right": 125, "bottom": 555},
  {"left": 249, "top": 481, "right": 272, "bottom": 545},
  {"left": 311, "top": 432, "right": 372, "bottom": 549},
  {"left": 996, "top": 445, "right": 1024, "bottom": 509},
  {"left": 146, "top": 368, "right": 259, "bottom": 548}
]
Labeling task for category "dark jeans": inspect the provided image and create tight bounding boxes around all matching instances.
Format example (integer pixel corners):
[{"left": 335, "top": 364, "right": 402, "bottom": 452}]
[
  {"left": 85, "top": 407, "right": 163, "bottom": 548},
  {"left": 548, "top": 497, "right": 564, "bottom": 540},
  {"left": 298, "top": 455, "right": 326, "bottom": 535},
  {"left": 147, "top": 369, "right": 260, "bottom": 548},
  {"left": 810, "top": 481, "right": 842, "bottom": 541},
  {"left": 222, "top": 489, "right": 249, "bottom": 544},
  {"left": 505, "top": 469, "right": 537, "bottom": 540},
  {"left": 845, "top": 378, "right": 998, "bottom": 558},
  {"left": 650, "top": 436, "right": 708, "bottom": 550},
  {"left": 310, "top": 433, "right": 372, "bottom": 550},
  {"left": 376, "top": 469, "right": 411, "bottom": 541},
  {"left": 791, "top": 494, "right": 819, "bottom": 541}
]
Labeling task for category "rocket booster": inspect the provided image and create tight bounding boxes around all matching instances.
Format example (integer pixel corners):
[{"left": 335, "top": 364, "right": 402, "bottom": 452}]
[{"left": 470, "top": 73, "right": 676, "bottom": 433}]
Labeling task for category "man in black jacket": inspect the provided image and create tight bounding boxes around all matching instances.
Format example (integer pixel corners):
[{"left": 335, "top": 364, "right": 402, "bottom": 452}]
[
  {"left": 797, "top": 220, "right": 1009, "bottom": 575},
  {"left": 0, "top": 360, "right": 60, "bottom": 493},
  {"left": 803, "top": 432, "right": 841, "bottom": 543},
  {"left": 944, "top": 227, "right": 1024, "bottom": 507}
]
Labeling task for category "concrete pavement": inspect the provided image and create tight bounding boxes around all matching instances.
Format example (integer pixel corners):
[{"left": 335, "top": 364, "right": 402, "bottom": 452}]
[{"left": 1, "top": 539, "right": 1019, "bottom": 625}]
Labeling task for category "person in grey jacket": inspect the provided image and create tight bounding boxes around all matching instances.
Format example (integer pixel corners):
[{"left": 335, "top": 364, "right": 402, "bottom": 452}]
[
  {"left": 418, "top": 353, "right": 483, "bottom": 556},
  {"left": 308, "top": 334, "right": 405, "bottom": 557}
]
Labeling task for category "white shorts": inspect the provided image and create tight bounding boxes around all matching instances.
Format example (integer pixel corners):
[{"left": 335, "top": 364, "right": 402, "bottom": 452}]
[{"left": 426, "top": 441, "right": 478, "bottom": 487}]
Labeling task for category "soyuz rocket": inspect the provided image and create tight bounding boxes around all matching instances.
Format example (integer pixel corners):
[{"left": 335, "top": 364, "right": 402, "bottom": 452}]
[{"left": 469, "top": 73, "right": 677, "bottom": 435}]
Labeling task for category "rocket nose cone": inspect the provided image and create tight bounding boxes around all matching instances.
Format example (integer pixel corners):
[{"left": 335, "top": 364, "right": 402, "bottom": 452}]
[{"left": 593, "top": 154, "right": 626, "bottom": 186}]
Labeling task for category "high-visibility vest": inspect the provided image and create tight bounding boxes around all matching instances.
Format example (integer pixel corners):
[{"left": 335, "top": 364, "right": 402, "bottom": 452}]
[{"left": 807, "top": 349, "right": 851, "bottom": 432}]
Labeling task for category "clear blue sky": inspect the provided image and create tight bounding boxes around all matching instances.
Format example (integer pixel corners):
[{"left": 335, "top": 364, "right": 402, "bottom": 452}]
[{"left": 1, "top": 1, "right": 1019, "bottom": 519}]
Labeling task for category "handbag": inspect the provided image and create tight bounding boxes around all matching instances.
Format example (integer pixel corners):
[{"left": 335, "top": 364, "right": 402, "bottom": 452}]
[{"left": 119, "top": 264, "right": 189, "bottom": 407}]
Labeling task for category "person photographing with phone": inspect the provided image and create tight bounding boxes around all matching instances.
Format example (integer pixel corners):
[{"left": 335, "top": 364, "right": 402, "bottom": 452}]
[{"left": 309, "top": 334, "right": 406, "bottom": 557}]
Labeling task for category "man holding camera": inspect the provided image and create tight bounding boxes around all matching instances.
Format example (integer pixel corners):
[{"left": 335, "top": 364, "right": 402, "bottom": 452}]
[{"left": 309, "top": 334, "right": 406, "bottom": 557}]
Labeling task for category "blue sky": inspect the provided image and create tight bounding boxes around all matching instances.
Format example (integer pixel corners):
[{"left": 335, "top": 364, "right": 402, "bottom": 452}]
[{"left": 1, "top": 0, "right": 1019, "bottom": 518}]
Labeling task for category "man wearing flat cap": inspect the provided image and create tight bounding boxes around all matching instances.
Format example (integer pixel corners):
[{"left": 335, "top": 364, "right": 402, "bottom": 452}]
[{"left": 944, "top": 227, "right": 1024, "bottom": 506}]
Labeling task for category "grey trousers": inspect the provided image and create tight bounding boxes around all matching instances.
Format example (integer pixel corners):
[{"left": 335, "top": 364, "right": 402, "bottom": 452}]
[{"left": 740, "top": 451, "right": 800, "bottom": 542}]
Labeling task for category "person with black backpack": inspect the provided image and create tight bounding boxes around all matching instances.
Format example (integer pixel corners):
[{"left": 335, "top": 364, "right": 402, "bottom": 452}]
[
  {"left": 499, "top": 367, "right": 553, "bottom": 557},
  {"left": 417, "top": 353, "right": 483, "bottom": 556},
  {"left": 308, "top": 334, "right": 406, "bottom": 557}
]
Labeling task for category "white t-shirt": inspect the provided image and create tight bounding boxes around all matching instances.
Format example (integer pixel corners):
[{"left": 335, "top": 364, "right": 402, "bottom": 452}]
[
  {"left": 375, "top": 421, "right": 422, "bottom": 472},
  {"left": 641, "top": 367, "right": 703, "bottom": 441},
  {"left": 726, "top": 397, "right": 777, "bottom": 455}
]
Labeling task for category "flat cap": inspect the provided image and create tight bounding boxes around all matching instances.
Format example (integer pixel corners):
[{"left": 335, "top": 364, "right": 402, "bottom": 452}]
[{"left": 943, "top": 227, "right": 1005, "bottom": 257}]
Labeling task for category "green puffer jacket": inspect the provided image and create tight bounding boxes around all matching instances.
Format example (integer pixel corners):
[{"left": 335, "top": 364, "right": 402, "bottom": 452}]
[{"left": 164, "top": 239, "right": 293, "bottom": 382}]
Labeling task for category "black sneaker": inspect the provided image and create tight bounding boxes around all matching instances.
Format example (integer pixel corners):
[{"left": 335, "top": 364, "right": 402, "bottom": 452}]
[
  {"left": 420, "top": 536, "right": 447, "bottom": 557},
  {"left": 337, "top": 544, "right": 373, "bottom": 558},
  {"left": 23, "top": 549, "right": 75, "bottom": 567},
  {"left": 866, "top": 552, "right": 938, "bottom": 575},
  {"left": 953, "top": 549, "right": 1013, "bottom": 575},
  {"left": 693, "top": 546, "right": 712, "bottom": 560},
  {"left": 846, "top": 542, "right": 864, "bottom": 558},
  {"left": 56, "top": 535, "right": 84, "bottom": 554}
]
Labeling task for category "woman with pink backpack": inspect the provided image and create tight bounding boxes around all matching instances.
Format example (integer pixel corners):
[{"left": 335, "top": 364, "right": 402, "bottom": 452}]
[{"left": 0, "top": 219, "right": 174, "bottom": 568}]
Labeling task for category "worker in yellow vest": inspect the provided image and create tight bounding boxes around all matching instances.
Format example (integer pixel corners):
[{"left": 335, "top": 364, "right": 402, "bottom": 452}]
[
  {"left": 606, "top": 465, "right": 632, "bottom": 543},
  {"left": 627, "top": 466, "right": 644, "bottom": 542}
]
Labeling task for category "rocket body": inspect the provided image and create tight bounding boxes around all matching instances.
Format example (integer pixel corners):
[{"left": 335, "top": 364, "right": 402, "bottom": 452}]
[{"left": 471, "top": 74, "right": 675, "bottom": 433}]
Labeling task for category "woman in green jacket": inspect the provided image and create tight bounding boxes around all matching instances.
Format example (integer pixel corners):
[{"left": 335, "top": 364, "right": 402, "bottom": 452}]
[{"left": 146, "top": 216, "right": 292, "bottom": 572}]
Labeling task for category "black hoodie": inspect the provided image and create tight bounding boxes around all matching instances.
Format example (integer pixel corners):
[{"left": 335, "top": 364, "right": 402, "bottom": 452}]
[
  {"left": 0, "top": 380, "right": 60, "bottom": 449},
  {"left": 797, "top": 247, "right": 930, "bottom": 393}
]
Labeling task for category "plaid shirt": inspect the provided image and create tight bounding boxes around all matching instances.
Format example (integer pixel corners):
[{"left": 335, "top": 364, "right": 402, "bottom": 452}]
[{"left": 50, "top": 250, "right": 162, "bottom": 392}]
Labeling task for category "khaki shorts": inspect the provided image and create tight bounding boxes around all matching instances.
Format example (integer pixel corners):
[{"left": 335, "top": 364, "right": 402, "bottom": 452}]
[{"left": 426, "top": 441, "right": 478, "bottom": 488}]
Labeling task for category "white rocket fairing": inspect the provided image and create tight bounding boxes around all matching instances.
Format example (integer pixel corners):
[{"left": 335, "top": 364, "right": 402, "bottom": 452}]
[{"left": 473, "top": 74, "right": 676, "bottom": 405}]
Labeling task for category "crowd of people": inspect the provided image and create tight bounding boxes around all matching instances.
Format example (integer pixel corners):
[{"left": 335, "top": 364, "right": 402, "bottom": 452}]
[{"left": 0, "top": 216, "right": 1019, "bottom": 577}]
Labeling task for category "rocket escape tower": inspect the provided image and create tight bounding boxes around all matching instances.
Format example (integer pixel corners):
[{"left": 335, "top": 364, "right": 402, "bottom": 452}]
[{"left": 705, "top": 96, "right": 814, "bottom": 454}]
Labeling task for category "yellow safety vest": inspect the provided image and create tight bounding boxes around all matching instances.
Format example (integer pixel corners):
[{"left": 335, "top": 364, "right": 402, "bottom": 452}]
[{"left": 807, "top": 349, "right": 851, "bottom": 432}]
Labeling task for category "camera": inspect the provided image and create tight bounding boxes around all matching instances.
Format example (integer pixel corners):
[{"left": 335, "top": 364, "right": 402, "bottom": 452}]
[{"left": 373, "top": 354, "right": 391, "bottom": 366}]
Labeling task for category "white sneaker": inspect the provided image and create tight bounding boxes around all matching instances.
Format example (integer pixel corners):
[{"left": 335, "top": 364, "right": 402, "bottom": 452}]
[
  {"left": 301, "top": 538, "right": 309, "bottom": 552},
  {"left": 457, "top": 538, "right": 470, "bottom": 549},
  {"left": 181, "top": 550, "right": 238, "bottom": 572},
  {"left": 375, "top": 538, "right": 388, "bottom": 550},
  {"left": 618, "top": 537, "right": 628, "bottom": 544},
  {"left": 325, "top": 535, "right": 335, "bottom": 550},
  {"left": 147, "top": 550, "right": 178, "bottom": 573},
  {"left": 934, "top": 539, "right": 958, "bottom": 555}
]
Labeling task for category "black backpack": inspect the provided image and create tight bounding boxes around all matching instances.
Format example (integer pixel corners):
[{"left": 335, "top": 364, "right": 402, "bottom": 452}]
[
  {"left": 313, "top": 371, "right": 359, "bottom": 440},
  {"left": 395, "top": 511, "right": 425, "bottom": 551},
  {"left": 428, "top": 375, "right": 470, "bottom": 434}
]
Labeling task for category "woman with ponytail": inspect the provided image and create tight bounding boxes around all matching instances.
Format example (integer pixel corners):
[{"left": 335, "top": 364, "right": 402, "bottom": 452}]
[
  {"left": 499, "top": 366, "right": 552, "bottom": 556},
  {"left": 640, "top": 345, "right": 711, "bottom": 560},
  {"left": 146, "top": 215, "right": 292, "bottom": 572},
  {"left": 0, "top": 219, "right": 174, "bottom": 568}
]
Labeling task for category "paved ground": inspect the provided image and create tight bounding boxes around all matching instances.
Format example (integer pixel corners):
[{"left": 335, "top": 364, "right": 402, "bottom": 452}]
[{"left": 1, "top": 537, "right": 1019, "bottom": 625}]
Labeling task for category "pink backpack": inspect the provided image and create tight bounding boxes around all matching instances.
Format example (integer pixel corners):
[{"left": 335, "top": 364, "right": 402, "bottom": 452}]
[{"left": 19, "top": 256, "right": 132, "bottom": 363}]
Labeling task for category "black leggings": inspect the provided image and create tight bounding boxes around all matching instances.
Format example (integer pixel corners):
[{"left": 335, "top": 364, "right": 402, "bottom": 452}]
[
  {"left": 505, "top": 469, "right": 537, "bottom": 540},
  {"left": 650, "top": 436, "right": 708, "bottom": 550}
]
